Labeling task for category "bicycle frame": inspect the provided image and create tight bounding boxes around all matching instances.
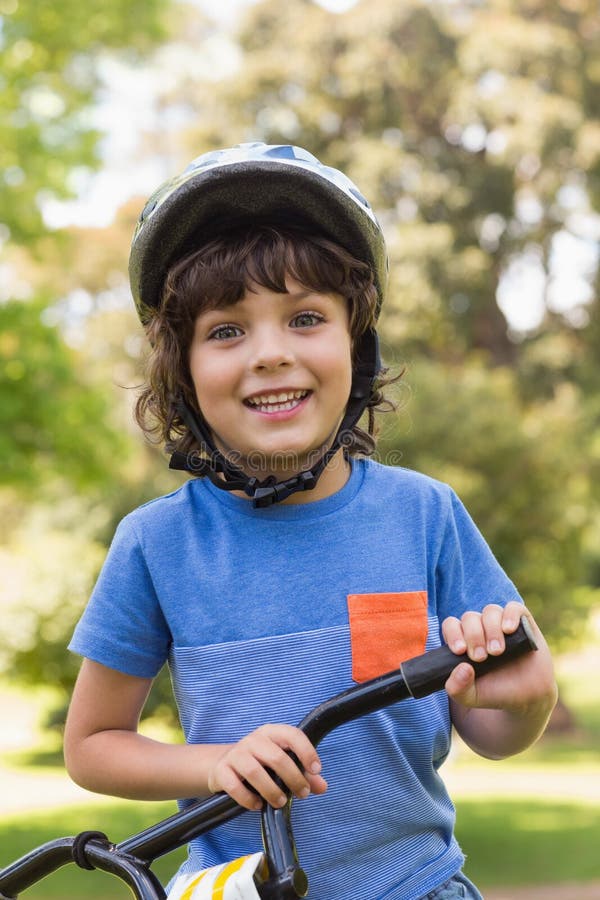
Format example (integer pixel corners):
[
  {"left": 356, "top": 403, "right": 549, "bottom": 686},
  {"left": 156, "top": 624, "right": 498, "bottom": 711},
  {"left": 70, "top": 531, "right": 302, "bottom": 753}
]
[{"left": 0, "top": 618, "right": 537, "bottom": 900}]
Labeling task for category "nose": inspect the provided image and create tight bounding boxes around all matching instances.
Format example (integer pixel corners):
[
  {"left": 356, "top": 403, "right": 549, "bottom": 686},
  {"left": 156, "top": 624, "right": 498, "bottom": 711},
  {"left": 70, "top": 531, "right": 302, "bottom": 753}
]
[{"left": 249, "top": 325, "right": 295, "bottom": 372}]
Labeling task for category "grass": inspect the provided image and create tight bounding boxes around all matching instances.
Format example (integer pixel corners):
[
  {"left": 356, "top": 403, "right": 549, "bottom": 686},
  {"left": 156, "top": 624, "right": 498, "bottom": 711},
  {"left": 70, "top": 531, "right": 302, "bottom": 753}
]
[
  {"left": 0, "top": 802, "right": 186, "bottom": 899},
  {"left": 453, "top": 630, "right": 600, "bottom": 890},
  {"left": 2, "top": 794, "right": 600, "bottom": 898},
  {"left": 457, "top": 798, "right": 600, "bottom": 890}
]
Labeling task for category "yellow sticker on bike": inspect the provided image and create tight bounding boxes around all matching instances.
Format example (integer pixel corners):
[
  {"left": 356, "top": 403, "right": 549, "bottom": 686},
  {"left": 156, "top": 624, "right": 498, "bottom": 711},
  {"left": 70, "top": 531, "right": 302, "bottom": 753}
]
[{"left": 167, "top": 852, "right": 266, "bottom": 900}]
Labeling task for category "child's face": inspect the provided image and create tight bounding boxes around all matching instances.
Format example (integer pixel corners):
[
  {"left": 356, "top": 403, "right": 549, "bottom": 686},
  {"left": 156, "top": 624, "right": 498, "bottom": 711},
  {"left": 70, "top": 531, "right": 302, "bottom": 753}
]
[{"left": 189, "top": 276, "right": 353, "bottom": 482}]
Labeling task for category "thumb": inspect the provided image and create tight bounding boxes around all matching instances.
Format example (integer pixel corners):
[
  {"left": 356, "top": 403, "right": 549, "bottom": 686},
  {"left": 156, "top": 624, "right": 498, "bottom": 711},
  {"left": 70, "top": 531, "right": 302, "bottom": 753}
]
[{"left": 445, "top": 662, "right": 478, "bottom": 707}]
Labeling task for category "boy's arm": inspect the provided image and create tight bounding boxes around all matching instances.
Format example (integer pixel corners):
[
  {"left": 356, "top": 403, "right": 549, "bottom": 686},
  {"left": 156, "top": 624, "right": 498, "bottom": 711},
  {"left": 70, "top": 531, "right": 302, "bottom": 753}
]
[
  {"left": 64, "top": 659, "right": 326, "bottom": 809},
  {"left": 443, "top": 602, "right": 558, "bottom": 759}
]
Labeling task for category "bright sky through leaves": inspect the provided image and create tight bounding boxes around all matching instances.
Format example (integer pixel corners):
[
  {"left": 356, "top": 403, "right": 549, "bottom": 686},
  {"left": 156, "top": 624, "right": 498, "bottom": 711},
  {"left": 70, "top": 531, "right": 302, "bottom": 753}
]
[{"left": 37, "top": 0, "right": 598, "bottom": 335}]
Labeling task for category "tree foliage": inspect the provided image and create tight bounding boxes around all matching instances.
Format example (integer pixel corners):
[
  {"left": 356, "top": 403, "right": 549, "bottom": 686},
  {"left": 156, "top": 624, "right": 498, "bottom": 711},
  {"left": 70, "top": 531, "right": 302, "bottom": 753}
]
[
  {"left": 0, "top": 0, "right": 173, "bottom": 716},
  {"left": 0, "top": 0, "right": 167, "bottom": 246},
  {"left": 0, "top": 0, "right": 169, "bottom": 490},
  {"left": 378, "top": 357, "right": 599, "bottom": 648},
  {"left": 0, "top": 298, "right": 130, "bottom": 492},
  {"left": 186, "top": 0, "right": 598, "bottom": 364}
]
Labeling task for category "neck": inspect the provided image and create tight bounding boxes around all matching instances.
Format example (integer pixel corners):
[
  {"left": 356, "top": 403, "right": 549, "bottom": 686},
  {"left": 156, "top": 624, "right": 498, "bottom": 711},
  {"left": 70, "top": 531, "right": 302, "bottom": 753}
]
[{"left": 279, "top": 449, "right": 352, "bottom": 504}]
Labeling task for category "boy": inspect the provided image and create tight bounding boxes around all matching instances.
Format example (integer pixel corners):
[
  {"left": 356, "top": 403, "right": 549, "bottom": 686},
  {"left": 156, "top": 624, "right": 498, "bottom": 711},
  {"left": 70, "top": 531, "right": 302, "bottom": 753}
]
[{"left": 65, "top": 143, "right": 557, "bottom": 899}]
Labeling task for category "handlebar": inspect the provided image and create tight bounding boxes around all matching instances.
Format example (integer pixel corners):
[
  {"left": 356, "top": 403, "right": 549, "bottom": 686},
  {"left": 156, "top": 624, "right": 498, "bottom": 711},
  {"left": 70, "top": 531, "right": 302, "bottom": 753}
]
[{"left": 0, "top": 617, "right": 537, "bottom": 900}]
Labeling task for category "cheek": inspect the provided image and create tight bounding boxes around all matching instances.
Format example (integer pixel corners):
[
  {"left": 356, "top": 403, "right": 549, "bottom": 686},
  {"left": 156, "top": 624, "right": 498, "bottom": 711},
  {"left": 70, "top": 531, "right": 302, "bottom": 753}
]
[
  {"left": 188, "top": 352, "right": 227, "bottom": 411},
  {"left": 335, "top": 335, "right": 354, "bottom": 382},
  {"left": 317, "top": 339, "right": 353, "bottom": 407},
  {"left": 188, "top": 354, "right": 205, "bottom": 403}
]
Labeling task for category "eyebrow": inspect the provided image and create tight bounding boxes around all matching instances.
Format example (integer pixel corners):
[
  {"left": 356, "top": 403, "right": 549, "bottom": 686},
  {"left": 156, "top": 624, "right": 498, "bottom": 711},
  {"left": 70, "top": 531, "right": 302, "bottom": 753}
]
[
  {"left": 202, "top": 286, "right": 325, "bottom": 316},
  {"left": 239, "top": 287, "right": 319, "bottom": 304},
  {"left": 284, "top": 288, "right": 314, "bottom": 300}
]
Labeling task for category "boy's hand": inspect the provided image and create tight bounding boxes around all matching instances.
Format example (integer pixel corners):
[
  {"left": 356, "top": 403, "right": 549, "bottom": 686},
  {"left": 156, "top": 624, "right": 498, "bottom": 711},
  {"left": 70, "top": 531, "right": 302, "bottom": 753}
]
[
  {"left": 442, "top": 601, "right": 557, "bottom": 714},
  {"left": 207, "top": 724, "right": 328, "bottom": 811}
]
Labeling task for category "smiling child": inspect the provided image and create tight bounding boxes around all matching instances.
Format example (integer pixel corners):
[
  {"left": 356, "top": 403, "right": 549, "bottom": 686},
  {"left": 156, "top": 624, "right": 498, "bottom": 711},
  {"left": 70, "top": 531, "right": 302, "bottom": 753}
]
[{"left": 65, "top": 144, "right": 557, "bottom": 900}]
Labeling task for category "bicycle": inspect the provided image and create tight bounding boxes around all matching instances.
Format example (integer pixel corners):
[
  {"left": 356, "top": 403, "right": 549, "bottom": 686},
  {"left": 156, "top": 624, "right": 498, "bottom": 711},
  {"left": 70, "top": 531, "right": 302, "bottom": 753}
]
[{"left": 0, "top": 618, "right": 537, "bottom": 900}]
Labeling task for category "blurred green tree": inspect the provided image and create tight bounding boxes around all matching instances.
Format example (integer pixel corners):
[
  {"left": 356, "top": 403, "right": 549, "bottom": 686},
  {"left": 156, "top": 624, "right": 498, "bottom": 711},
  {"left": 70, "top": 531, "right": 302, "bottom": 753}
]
[
  {"left": 185, "top": 0, "right": 598, "bottom": 364},
  {"left": 0, "top": 0, "right": 174, "bottom": 724},
  {"left": 377, "top": 356, "right": 600, "bottom": 648},
  {"left": 0, "top": 202, "right": 179, "bottom": 725},
  {"left": 0, "top": 298, "right": 130, "bottom": 493},
  {"left": 0, "top": 0, "right": 171, "bottom": 491},
  {"left": 0, "top": 0, "right": 167, "bottom": 246}
]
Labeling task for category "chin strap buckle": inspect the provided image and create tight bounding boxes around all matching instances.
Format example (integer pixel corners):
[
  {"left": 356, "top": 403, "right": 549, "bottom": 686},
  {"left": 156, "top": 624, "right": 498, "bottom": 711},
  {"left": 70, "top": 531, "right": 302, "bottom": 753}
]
[
  {"left": 252, "top": 471, "right": 317, "bottom": 508},
  {"left": 298, "top": 471, "right": 318, "bottom": 490}
]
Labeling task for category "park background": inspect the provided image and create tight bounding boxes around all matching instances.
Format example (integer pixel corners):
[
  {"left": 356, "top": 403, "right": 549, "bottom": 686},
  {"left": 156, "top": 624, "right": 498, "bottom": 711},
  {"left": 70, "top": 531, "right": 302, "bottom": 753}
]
[{"left": 1, "top": 0, "right": 599, "bottom": 896}]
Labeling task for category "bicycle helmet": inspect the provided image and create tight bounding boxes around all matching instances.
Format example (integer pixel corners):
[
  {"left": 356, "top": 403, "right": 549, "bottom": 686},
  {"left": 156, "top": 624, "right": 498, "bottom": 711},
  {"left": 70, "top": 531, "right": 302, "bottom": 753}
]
[{"left": 129, "top": 142, "right": 388, "bottom": 507}]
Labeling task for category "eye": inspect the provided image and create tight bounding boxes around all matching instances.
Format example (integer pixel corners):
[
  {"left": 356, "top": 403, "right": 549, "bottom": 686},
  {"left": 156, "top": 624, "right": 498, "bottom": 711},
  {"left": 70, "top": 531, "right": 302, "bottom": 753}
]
[
  {"left": 290, "top": 311, "right": 325, "bottom": 329},
  {"left": 207, "top": 323, "right": 243, "bottom": 341}
]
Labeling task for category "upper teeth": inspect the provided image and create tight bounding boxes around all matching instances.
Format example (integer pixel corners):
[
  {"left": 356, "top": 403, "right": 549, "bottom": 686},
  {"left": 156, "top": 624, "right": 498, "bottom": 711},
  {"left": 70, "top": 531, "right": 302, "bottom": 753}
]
[{"left": 247, "top": 390, "right": 307, "bottom": 405}]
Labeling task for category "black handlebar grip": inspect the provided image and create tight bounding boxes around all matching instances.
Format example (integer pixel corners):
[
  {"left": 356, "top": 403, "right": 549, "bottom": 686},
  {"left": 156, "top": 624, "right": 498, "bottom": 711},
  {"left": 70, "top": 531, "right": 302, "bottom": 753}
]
[{"left": 400, "top": 616, "right": 537, "bottom": 700}]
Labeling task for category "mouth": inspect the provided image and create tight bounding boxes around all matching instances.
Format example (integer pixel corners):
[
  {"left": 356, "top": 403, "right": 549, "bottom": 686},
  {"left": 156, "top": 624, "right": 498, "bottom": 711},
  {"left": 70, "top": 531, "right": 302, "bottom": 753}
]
[{"left": 244, "top": 389, "right": 311, "bottom": 414}]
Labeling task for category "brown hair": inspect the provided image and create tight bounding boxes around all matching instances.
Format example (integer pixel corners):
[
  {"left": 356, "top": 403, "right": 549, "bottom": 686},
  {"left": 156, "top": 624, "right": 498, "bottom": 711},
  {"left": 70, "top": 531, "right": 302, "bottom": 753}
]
[{"left": 135, "top": 223, "right": 397, "bottom": 460}]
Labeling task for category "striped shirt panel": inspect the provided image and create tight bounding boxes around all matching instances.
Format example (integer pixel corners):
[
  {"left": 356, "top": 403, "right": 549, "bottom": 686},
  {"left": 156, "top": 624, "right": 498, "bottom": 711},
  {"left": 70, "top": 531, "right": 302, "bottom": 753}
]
[{"left": 170, "top": 620, "right": 464, "bottom": 900}]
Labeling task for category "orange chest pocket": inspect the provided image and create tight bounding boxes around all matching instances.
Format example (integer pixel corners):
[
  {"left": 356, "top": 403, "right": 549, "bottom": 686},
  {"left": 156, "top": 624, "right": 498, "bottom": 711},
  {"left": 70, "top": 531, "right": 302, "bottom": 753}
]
[{"left": 347, "top": 591, "right": 428, "bottom": 683}]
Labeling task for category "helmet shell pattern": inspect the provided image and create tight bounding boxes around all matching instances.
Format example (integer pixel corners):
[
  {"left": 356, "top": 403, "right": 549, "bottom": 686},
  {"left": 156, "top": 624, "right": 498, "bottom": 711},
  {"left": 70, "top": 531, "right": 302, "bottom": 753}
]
[{"left": 129, "top": 143, "right": 388, "bottom": 323}]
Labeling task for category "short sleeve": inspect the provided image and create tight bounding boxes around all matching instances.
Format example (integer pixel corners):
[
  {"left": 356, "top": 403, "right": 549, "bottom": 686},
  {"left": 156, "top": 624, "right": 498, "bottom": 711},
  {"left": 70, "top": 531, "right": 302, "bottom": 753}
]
[
  {"left": 435, "top": 489, "right": 522, "bottom": 623},
  {"left": 69, "top": 516, "right": 171, "bottom": 677}
]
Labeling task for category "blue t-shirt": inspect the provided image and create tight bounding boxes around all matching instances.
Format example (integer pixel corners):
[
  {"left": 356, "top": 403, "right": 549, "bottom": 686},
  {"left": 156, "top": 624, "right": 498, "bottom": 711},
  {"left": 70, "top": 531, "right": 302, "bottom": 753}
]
[{"left": 69, "top": 459, "right": 521, "bottom": 900}]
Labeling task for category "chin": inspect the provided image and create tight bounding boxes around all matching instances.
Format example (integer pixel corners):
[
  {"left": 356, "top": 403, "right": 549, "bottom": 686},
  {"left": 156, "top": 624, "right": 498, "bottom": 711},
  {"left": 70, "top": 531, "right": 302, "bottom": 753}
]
[{"left": 243, "top": 443, "right": 324, "bottom": 478}]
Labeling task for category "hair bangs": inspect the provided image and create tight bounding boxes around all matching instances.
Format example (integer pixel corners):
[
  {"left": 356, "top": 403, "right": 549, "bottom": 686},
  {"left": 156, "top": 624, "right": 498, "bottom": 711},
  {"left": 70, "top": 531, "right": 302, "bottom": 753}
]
[{"left": 162, "top": 225, "right": 377, "bottom": 335}]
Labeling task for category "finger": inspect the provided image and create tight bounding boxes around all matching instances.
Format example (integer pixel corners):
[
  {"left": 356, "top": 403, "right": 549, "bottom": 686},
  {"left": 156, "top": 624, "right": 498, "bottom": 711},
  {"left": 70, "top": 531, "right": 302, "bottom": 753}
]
[
  {"left": 502, "top": 601, "right": 526, "bottom": 633},
  {"left": 460, "top": 611, "right": 487, "bottom": 662},
  {"left": 306, "top": 772, "right": 328, "bottom": 795},
  {"left": 281, "top": 725, "right": 323, "bottom": 779},
  {"left": 216, "top": 765, "right": 265, "bottom": 811},
  {"left": 445, "top": 662, "right": 477, "bottom": 706},
  {"left": 232, "top": 751, "right": 290, "bottom": 808},
  {"left": 258, "top": 724, "right": 323, "bottom": 784},
  {"left": 257, "top": 743, "right": 314, "bottom": 800},
  {"left": 441, "top": 616, "right": 467, "bottom": 654},
  {"left": 480, "top": 603, "right": 505, "bottom": 655},
  {"left": 239, "top": 728, "right": 320, "bottom": 803}
]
